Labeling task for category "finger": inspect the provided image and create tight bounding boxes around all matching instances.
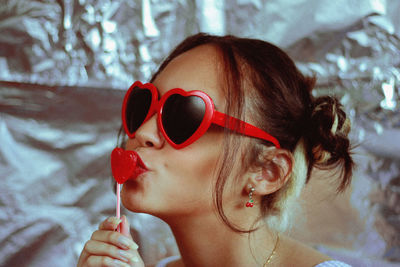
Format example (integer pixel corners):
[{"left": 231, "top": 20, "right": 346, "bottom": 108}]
[
  {"left": 120, "top": 215, "right": 132, "bottom": 238},
  {"left": 83, "top": 239, "right": 138, "bottom": 264},
  {"left": 119, "top": 216, "right": 143, "bottom": 265},
  {"left": 98, "top": 217, "right": 122, "bottom": 231},
  {"left": 125, "top": 247, "right": 143, "bottom": 266},
  {"left": 91, "top": 230, "right": 139, "bottom": 251},
  {"left": 86, "top": 254, "right": 131, "bottom": 267}
]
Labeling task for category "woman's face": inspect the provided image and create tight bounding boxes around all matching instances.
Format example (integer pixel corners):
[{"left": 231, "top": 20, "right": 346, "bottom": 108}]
[{"left": 121, "top": 45, "right": 232, "bottom": 219}]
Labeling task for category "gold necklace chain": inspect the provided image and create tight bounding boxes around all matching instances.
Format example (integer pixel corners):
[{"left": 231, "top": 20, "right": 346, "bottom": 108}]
[{"left": 263, "top": 233, "right": 279, "bottom": 266}]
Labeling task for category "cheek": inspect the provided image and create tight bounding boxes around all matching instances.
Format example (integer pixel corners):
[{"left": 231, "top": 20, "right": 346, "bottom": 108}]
[
  {"left": 166, "top": 145, "right": 221, "bottom": 188},
  {"left": 174, "top": 132, "right": 223, "bottom": 178},
  {"left": 161, "top": 133, "right": 224, "bottom": 202}
]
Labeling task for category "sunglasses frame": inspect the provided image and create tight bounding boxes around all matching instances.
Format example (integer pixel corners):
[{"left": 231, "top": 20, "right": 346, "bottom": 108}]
[{"left": 122, "top": 81, "right": 281, "bottom": 149}]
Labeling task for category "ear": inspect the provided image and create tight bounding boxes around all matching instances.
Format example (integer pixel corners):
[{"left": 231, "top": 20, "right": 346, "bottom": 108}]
[{"left": 247, "top": 149, "right": 293, "bottom": 196}]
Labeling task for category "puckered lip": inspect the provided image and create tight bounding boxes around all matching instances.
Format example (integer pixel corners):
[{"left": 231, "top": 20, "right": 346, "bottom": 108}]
[{"left": 130, "top": 151, "right": 148, "bottom": 180}]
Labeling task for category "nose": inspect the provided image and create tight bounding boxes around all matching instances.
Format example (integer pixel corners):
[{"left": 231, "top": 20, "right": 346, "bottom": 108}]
[{"left": 128, "top": 114, "right": 164, "bottom": 149}]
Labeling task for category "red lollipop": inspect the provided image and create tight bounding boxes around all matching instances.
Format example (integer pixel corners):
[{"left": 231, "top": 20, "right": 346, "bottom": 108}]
[
  {"left": 111, "top": 147, "right": 138, "bottom": 184},
  {"left": 110, "top": 147, "right": 140, "bottom": 232}
]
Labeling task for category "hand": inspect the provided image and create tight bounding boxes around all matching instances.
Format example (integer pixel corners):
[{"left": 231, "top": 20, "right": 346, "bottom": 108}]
[{"left": 77, "top": 215, "right": 144, "bottom": 267}]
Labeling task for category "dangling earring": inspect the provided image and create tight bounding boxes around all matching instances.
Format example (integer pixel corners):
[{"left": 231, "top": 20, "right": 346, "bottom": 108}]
[{"left": 246, "top": 186, "right": 255, "bottom": 207}]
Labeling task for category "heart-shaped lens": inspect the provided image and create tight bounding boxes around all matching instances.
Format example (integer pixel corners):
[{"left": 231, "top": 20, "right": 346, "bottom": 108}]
[
  {"left": 125, "top": 87, "right": 152, "bottom": 134},
  {"left": 162, "top": 94, "right": 206, "bottom": 144}
]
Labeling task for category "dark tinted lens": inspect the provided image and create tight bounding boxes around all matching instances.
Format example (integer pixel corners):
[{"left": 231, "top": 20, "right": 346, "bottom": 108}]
[
  {"left": 125, "top": 88, "right": 152, "bottom": 133},
  {"left": 162, "top": 94, "right": 206, "bottom": 144}
]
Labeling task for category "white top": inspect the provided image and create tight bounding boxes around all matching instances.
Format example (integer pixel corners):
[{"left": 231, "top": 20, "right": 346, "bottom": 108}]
[
  {"left": 315, "top": 260, "right": 352, "bottom": 267},
  {"left": 155, "top": 256, "right": 352, "bottom": 267},
  {"left": 155, "top": 255, "right": 180, "bottom": 267}
]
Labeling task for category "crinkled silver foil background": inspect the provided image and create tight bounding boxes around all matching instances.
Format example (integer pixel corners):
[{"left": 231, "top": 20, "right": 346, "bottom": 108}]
[{"left": 1, "top": 0, "right": 400, "bottom": 266}]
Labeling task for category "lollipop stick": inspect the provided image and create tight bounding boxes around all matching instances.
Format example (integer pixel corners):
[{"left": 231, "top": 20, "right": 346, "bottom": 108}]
[{"left": 116, "top": 183, "right": 121, "bottom": 232}]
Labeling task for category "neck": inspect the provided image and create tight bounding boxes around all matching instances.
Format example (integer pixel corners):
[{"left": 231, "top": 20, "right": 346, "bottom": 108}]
[{"left": 164, "top": 211, "right": 277, "bottom": 267}]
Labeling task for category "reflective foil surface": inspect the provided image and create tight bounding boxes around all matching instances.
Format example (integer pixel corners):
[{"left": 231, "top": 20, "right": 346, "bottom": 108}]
[{"left": 1, "top": 0, "right": 399, "bottom": 266}]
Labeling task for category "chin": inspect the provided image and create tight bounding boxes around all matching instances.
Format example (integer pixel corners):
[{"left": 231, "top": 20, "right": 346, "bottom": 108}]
[{"left": 121, "top": 182, "right": 143, "bottom": 210}]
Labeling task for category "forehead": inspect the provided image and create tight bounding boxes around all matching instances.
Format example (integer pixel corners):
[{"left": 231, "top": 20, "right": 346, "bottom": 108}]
[{"left": 152, "top": 45, "right": 225, "bottom": 108}]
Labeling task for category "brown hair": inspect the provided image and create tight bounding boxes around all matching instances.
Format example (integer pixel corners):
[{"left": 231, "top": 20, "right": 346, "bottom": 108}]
[{"left": 131, "top": 33, "right": 354, "bottom": 232}]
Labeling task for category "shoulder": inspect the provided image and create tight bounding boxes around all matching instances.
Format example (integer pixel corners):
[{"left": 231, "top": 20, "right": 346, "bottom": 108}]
[{"left": 276, "top": 234, "right": 333, "bottom": 267}]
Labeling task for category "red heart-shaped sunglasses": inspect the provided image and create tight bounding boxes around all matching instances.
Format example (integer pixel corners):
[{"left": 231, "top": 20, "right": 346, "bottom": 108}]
[{"left": 122, "top": 81, "right": 280, "bottom": 149}]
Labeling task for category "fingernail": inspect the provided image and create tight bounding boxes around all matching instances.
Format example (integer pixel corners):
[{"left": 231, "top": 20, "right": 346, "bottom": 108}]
[
  {"left": 118, "top": 236, "right": 138, "bottom": 250},
  {"left": 118, "top": 250, "right": 131, "bottom": 262},
  {"left": 131, "top": 255, "right": 140, "bottom": 263},
  {"left": 108, "top": 217, "right": 122, "bottom": 226},
  {"left": 113, "top": 259, "right": 130, "bottom": 267},
  {"left": 131, "top": 242, "right": 139, "bottom": 250}
]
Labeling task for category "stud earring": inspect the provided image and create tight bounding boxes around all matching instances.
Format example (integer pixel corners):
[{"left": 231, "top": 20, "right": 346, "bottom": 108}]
[{"left": 246, "top": 186, "right": 255, "bottom": 207}]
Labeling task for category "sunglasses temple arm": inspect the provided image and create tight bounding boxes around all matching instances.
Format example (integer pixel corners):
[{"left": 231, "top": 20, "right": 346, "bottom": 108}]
[{"left": 212, "top": 111, "right": 281, "bottom": 148}]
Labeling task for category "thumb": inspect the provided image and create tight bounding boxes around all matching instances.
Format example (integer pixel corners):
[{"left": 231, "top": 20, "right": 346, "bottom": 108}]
[{"left": 120, "top": 215, "right": 132, "bottom": 238}]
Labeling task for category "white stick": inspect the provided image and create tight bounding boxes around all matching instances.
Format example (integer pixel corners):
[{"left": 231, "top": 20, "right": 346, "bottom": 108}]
[{"left": 116, "top": 183, "right": 121, "bottom": 232}]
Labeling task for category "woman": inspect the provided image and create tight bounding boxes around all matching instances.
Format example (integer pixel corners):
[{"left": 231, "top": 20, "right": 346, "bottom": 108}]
[{"left": 78, "top": 33, "right": 353, "bottom": 267}]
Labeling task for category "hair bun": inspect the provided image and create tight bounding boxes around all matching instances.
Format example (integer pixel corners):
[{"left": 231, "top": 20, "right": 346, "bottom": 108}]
[{"left": 306, "top": 96, "right": 353, "bottom": 191}]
